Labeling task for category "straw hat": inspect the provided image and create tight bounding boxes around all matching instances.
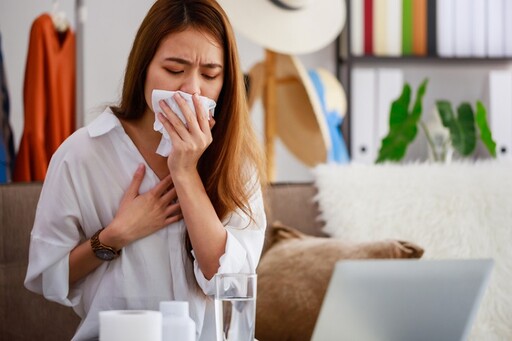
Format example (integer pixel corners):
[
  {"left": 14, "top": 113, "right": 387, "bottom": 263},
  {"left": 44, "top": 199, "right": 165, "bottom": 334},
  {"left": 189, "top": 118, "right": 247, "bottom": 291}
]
[
  {"left": 248, "top": 53, "right": 332, "bottom": 166},
  {"left": 218, "top": 0, "right": 346, "bottom": 54}
]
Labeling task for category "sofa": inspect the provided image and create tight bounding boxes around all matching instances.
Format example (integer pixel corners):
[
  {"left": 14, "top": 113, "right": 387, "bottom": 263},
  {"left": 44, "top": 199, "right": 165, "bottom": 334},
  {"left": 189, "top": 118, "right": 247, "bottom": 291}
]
[
  {"left": 0, "top": 181, "right": 324, "bottom": 340},
  {"left": 3, "top": 161, "right": 510, "bottom": 340}
]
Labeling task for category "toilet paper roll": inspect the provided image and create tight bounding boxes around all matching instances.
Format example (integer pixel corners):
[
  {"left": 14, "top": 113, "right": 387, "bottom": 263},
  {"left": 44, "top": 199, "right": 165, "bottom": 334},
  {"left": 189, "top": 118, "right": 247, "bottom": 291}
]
[{"left": 99, "top": 310, "right": 162, "bottom": 341}]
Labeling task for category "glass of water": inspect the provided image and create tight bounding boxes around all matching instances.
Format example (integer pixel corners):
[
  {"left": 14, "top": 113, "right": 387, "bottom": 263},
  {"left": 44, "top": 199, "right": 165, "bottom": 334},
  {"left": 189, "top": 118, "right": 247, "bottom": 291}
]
[{"left": 214, "top": 273, "right": 257, "bottom": 341}]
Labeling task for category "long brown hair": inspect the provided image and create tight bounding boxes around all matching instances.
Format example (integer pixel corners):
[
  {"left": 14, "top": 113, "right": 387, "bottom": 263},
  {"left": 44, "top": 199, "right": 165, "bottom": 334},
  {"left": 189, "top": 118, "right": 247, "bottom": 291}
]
[{"left": 111, "top": 0, "right": 265, "bottom": 278}]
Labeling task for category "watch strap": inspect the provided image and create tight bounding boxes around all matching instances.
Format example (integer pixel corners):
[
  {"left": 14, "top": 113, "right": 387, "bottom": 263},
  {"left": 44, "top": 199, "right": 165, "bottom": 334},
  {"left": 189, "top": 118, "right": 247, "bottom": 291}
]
[{"left": 90, "top": 228, "right": 121, "bottom": 260}]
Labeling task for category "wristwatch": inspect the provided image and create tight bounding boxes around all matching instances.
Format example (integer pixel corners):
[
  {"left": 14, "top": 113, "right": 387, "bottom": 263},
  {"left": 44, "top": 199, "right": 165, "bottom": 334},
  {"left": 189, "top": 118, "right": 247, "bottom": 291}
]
[{"left": 90, "top": 228, "right": 121, "bottom": 261}]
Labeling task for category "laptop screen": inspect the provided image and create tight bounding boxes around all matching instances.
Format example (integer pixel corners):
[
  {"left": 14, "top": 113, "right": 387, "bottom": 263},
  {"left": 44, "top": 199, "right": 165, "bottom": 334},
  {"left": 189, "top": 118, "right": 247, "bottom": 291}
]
[{"left": 311, "top": 259, "right": 493, "bottom": 341}]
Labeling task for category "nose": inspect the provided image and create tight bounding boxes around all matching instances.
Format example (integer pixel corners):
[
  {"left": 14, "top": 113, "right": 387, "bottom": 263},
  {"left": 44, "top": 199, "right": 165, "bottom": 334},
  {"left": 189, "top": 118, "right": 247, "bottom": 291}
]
[{"left": 179, "top": 73, "right": 201, "bottom": 95}]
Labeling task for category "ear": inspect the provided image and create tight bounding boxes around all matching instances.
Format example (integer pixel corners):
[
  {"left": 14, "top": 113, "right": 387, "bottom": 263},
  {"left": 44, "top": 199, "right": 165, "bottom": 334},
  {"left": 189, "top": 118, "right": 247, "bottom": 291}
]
[
  {"left": 396, "top": 240, "right": 425, "bottom": 259},
  {"left": 271, "top": 221, "right": 307, "bottom": 242}
]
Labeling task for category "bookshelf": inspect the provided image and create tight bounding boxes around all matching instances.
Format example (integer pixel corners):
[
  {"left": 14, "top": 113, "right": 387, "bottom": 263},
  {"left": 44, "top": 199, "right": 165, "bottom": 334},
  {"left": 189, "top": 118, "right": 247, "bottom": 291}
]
[{"left": 336, "top": 0, "right": 512, "bottom": 162}]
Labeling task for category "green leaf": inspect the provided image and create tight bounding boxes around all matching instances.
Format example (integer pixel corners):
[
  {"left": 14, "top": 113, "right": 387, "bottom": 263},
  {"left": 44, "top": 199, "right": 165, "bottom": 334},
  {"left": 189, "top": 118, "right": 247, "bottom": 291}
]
[
  {"left": 436, "top": 101, "right": 476, "bottom": 156},
  {"left": 475, "top": 101, "right": 497, "bottom": 157},
  {"left": 376, "top": 79, "right": 428, "bottom": 163}
]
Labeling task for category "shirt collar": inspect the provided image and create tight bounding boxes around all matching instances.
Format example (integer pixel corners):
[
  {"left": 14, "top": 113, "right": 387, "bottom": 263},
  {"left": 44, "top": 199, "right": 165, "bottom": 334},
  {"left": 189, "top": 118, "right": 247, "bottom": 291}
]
[{"left": 87, "top": 107, "right": 122, "bottom": 137}]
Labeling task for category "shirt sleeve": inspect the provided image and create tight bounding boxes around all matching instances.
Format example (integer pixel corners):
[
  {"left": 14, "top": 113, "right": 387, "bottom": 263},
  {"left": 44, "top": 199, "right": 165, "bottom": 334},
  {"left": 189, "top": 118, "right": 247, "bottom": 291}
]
[
  {"left": 24, "top": 148, "right": 84, "bottom": 307},
  {"left": 192, "top": 183, "right": 267, "bottom": 295}
]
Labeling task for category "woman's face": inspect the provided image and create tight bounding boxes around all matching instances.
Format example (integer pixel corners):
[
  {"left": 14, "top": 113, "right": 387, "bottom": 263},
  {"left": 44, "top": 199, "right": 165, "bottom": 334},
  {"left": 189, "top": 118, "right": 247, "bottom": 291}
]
[{"left": 144, "top": 28, "right": 225, "bottom": 111}]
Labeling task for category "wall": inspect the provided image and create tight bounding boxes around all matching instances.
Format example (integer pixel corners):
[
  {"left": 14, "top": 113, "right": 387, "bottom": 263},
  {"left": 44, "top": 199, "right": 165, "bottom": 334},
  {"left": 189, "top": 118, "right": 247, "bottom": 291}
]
[{"left": 0, "top": 0, "right": 338, "bottom": 182}]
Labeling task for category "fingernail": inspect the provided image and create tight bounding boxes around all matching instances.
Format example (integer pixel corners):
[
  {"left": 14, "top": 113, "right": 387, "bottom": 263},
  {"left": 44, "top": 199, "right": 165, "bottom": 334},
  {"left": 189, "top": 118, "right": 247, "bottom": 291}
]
[
  {"left": 137, "top": 163, "right": 145, "bottom": 172},
  {"left": 159, "top": 99, "right": 167, "bottom": 107}
]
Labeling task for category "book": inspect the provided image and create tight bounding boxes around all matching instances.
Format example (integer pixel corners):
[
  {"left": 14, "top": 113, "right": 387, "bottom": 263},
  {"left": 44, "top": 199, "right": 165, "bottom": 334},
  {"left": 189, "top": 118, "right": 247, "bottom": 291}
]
[
  {"left": 412, "top": 0, "right": 427, "bottom": 56},
  {"left": 437, "top": 0, "right": 455, "bottom": 57},
  {"left": 504, "top": 0, "right": 512, "bottom": 56},
  {"left": 364, "top": 0, "right": 374, "bottom": 55},
  {"left": 402, "top": 0, "right": 413, "bottom": 55},
  {"left": 373, "top": 0, "right": 388, "bottom": 56},
  {"left": 351, "top": 0, "right": 365, "bottom": 56},
  {"left": 487, "top": 0, "right": 504, "bottom": 57},
  {"left": 471, "top": 0, "right": 486, "bottom": 57},
  {"left": 387, "top": 0, "right": 403, "bottom": 56},
  {"left": 454, "top": 0, "right": 471, "bottom": 57},
  {"left": 427, "top": 0, "right": 437, "bottom": 56}
]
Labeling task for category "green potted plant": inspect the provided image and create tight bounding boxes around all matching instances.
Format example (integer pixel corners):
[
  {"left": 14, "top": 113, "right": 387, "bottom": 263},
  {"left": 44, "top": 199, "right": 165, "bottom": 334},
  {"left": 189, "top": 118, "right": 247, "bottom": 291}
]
[{"left": 376, "top": 79, "right": 497, "bottom": 163}]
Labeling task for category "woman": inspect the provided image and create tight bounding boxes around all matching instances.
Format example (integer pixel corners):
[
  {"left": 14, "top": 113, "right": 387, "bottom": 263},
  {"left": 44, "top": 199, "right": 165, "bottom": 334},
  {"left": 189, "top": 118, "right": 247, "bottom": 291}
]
[{"left": 24, "top": 0, "right": 266, "bottom": 340}]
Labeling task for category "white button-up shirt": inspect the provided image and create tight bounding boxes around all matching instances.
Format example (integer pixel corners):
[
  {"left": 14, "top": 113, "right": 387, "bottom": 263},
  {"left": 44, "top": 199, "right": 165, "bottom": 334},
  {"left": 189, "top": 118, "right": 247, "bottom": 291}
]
[{"left": 24, "top": 108, "right": 266, "bottom": 341}]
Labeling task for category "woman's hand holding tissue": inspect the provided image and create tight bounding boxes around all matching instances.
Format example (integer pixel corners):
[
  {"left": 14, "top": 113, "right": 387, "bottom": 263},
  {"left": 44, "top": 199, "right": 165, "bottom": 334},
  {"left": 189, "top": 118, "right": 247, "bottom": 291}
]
[{"left": 157, "top": 92, "right": 216, "bottom": 177}]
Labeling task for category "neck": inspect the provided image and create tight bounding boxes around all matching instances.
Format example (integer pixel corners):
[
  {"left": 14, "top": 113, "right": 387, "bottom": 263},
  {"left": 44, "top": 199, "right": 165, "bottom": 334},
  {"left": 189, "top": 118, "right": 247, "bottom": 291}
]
[{"left": 121, "top": 109, "right": 161, "bottom": 151}]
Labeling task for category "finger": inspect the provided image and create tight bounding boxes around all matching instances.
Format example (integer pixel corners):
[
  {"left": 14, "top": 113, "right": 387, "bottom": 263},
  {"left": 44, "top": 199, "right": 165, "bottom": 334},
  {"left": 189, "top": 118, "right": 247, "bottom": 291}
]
[
  {"left": 209, "top": 116, "right": 216, "bottom": 130},
  {"left": 161, "top": 186, "right": 177, "bottom": 203},
  {"left": 158, "top": 111, "right": 184, "bottom": 144},
  {"left": 165, "top": 203, "right": 181, "bottom": 217},
  {"left": 159, "top": 100, "right": 189, "bottom": 139},
  {"left": 152, "top": 173, "right": 174, "bottom": 197},
  {"left": 126, "top": 164, "right": 145, "bottom": 198},
  {"left": 165, "top": 214, "right": 183, "bottom": 225},
  {"left": 192, "top": 93, "right": 210, "bottom": 133},
  {"left": 174, "top": 93, "right": 201, "bottom": 133}
]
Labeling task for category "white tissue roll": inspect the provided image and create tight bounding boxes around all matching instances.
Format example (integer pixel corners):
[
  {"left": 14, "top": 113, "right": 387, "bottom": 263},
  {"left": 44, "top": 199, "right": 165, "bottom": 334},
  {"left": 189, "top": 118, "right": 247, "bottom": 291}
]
[{"left": 99, "top": 310, "right": 162, "bottom": 341}]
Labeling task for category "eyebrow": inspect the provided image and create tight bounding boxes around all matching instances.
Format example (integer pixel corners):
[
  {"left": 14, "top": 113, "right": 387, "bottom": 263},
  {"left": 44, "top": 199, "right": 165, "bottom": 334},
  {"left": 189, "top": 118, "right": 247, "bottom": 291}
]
[{"left": 164, "top": 57, "right": 223, "bottom": 69}]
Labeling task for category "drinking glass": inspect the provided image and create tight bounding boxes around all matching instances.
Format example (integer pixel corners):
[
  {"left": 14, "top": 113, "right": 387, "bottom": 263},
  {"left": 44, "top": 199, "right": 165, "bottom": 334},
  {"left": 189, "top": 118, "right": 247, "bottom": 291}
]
[{"left": 214, "top": 273, "right": 257, "bottom": 341}]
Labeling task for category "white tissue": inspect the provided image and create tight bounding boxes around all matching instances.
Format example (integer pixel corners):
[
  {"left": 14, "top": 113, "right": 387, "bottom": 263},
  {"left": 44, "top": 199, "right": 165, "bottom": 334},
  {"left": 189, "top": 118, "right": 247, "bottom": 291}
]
[
  {"left": 99, "top": 310, "right": 162, "bottom": 341},
  {"left": 152, "top": 89, "right": 217, "bottom": 157}
]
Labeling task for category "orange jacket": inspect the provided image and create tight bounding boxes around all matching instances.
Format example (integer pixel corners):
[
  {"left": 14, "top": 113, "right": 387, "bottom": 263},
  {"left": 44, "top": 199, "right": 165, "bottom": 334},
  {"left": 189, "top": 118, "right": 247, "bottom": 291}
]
[{"left": 14, "top": 14, "right": 75, "bottom": 182}]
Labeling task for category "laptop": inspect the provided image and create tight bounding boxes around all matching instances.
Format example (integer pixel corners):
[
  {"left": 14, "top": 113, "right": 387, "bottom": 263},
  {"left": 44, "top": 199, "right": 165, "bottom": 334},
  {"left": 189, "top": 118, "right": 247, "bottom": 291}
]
[{"left": 311, "top": 259, "right": 493, "bottom": 341}]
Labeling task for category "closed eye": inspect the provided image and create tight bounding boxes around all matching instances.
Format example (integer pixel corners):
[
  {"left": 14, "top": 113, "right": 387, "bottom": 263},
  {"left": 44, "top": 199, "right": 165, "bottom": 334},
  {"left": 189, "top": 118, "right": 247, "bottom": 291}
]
[
  {"left": 203, "top": 74, "right": 218, "bottom": 80},
  {"left": 165, "top": 68, "right": 183, "bottom": 75}
]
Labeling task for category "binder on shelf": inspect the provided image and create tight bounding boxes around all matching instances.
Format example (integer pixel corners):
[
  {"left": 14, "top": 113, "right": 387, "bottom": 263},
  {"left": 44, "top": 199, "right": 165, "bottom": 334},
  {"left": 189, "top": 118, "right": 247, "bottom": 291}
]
[
  {"left": 376, "top": 69, "right": 404, "bottom": 144},
  {"left": 364, "top": 0, "right": 374, "bottom": 55},
  {"left": 489, "top": 70, "right": 512, "bottom": 160},
  {"left": 454, "top": 0, "right": 471, "bottom": 57},
  {"left": 351, "top": 0, "right": 364, "bottom": 56},
  {"left": 471, "top": 0, "right": 486, "bottom": 57},
  {"left": 437, "top": 0, "right": 455, "bottom": 57},
  {"left": 351, "top": 68, "right": 376, "bottom": 164},
  {"left": 487, "top": 0, "right": 504, "bottom": 58}
]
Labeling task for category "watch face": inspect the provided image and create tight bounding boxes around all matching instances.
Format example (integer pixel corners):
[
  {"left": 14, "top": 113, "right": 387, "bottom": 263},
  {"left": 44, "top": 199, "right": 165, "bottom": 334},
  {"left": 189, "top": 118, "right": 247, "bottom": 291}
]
[{"left": 95, "top": 249, "right": 116, "bottom": 261}]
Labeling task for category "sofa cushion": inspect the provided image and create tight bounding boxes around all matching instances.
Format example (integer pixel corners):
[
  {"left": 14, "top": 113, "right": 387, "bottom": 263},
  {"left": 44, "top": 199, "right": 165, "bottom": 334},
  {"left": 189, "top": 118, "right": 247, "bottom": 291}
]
[{"left": 255, "top": 222, "right": 424, "bottom": 341}]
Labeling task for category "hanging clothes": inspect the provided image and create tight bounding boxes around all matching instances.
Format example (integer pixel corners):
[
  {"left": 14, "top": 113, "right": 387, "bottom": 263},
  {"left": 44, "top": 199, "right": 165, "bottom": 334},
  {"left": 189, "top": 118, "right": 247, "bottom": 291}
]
[
  {"left": 0, "top": 32, "right": 16, "bottom": 183},
  {"left": 13, "top": 13, "right": 75, "bottom": 182}
]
